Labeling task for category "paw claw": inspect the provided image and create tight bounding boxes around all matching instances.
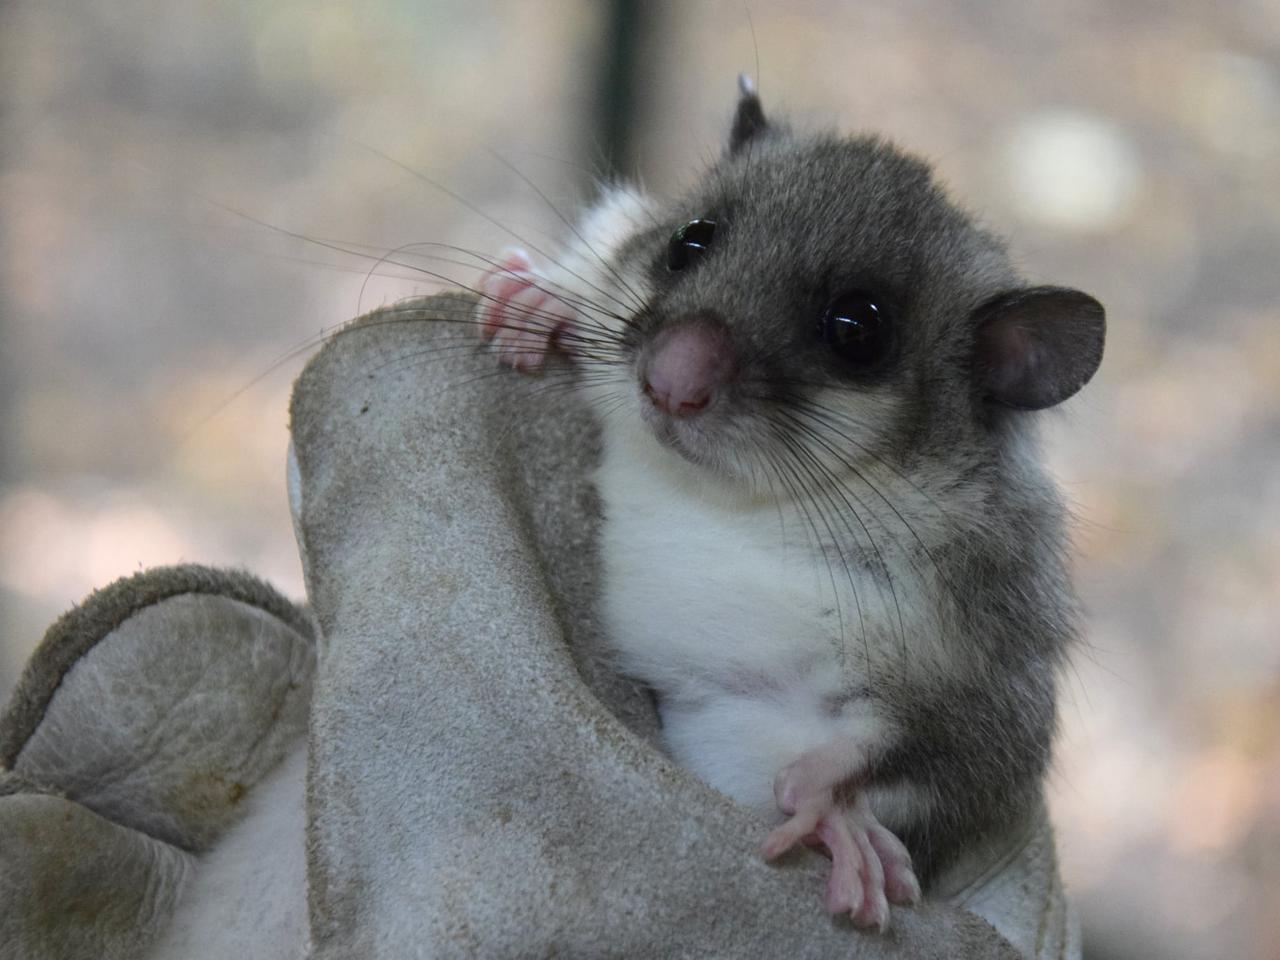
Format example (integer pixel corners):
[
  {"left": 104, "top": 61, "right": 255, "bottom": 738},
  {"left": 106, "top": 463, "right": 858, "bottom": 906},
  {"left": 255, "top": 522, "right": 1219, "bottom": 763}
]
[
  {"left": 474, "top": 251, "right": 577, "bottom": 371},
  {"left": 853, "top": 890, "right": 891, "bottom": 934},
  {"left": 761, "top": 807, "right": 820, "bottom": 861},
  {"left": 889, "top": 869, "right": 922, "bottom": 906},
  {"left": 765, "top": 754, "right": 920, "bottom": 934},
  {"left": 496, "top": 245, "right": 534, "bottom": 272}
]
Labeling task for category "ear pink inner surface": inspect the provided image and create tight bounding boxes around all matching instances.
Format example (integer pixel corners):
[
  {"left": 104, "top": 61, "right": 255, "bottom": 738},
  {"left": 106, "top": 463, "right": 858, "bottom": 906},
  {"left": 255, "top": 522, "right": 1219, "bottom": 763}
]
[{"left": 643, "top": 322, "right": 736, "bottom": 417}]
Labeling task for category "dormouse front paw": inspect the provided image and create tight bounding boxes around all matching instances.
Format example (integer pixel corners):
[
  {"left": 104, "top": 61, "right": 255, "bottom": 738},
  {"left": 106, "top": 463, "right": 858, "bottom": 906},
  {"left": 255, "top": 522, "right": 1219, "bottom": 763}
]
[
  {"left": 763, "top": 753, "right": 921, "bottom": 932},
  {"left": 474, "top": 247, "right": 578, "bottom": 372}
]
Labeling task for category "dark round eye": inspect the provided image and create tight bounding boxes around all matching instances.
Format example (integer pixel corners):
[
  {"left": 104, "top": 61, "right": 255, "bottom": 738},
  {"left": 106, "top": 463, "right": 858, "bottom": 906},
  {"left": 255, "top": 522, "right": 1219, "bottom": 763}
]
[
  {"left": 668, "top": 218, "right": 717, "bottom": 271},
  {"left": 820, "top": 292, "right": 892, "bottom": 367}
]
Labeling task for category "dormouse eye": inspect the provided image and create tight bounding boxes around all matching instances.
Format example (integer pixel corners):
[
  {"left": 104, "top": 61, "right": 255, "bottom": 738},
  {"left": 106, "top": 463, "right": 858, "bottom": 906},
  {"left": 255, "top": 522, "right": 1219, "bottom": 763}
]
[
  {"left": 668, "top": 218, "right": 717, "bottom": 271},
  {"left": 820, "top": 292, "right": 892, "bottom": 367}
]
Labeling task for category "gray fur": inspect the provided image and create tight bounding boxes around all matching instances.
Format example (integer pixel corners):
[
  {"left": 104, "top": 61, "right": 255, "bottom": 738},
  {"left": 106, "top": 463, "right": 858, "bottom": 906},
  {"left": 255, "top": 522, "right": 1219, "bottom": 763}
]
[
  {"left": 579, "top": 102, "right": 1104, "bottom": 884},
  {"left": 729, "top": 82, "right": 769, "bottom": 154},
  {"left": 288, "top": 293, "right": 1034, "bottom": 958}
]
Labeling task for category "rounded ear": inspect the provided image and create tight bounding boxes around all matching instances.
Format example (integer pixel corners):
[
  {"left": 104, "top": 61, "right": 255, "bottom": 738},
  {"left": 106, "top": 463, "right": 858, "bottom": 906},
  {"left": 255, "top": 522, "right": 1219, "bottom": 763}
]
[
  {"left": 974, "top": 286, "right": 1106, "bottom": 410},
  {"left": 729, "top": 73, "right": 768, "bottom": 154}
]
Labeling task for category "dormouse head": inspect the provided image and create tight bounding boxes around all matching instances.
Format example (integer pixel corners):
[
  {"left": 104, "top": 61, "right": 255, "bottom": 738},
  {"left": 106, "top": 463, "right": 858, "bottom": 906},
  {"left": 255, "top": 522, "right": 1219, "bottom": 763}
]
[{"left": 614, "top": 79, "right": 1105, "bottom": 500}]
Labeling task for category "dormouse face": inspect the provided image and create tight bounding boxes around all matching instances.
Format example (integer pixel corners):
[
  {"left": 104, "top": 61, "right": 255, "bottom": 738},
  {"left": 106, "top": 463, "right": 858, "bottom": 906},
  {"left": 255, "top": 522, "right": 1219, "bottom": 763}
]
[{"left": 613, "top": 85, "right": 1105, "bottom": 503}]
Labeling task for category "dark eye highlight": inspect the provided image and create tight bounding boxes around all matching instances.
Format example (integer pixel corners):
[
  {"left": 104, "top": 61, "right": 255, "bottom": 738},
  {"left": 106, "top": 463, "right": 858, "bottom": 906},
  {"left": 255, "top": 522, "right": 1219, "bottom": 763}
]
[
  {"left": 820, "top": 292, "right": 893, "bottom": 368},
  {"left": 667, "top": 218, "right": 717, "bottom": 271}
]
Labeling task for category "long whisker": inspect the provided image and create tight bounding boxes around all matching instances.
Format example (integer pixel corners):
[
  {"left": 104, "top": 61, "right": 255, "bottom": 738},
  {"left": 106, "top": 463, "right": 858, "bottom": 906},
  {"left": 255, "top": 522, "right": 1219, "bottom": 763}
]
[
  {"left": 775, "top": 419, "right": 910, "bottom": 659},
  {"left": 778, "top": 403, "right": 978, "bottom": 596},
  {"left": 773, "top": 394, "right": 957, "bottom": 529},
  {"left": 765, "top": 399, "right": 967, "bottom": 623},
  {"left": 341, "top": 136, "right": 641, "bottom": 318},
  {"left": 205, "top": 201, "right": 629, "bottom": 344},
  {"left": 484, "top": 148, "right": 648, "bottom": 316},
  {"left": 188, "top": 288, "right": 624, "bottom": 437},
  {"left": 756, "top": 439, "right": 849, "bottom": 656},
  {"left": 177, "top": 302, "right": 483, "bottom": 440},
  {"left": 774, "top": 427, "right": 886, "bottom": 669},
  {"left": 765, "top": 422, "right": 867, "bottom": 664},
  {"left": 377, "top": 333, "right": 624, "bottom": 382}
]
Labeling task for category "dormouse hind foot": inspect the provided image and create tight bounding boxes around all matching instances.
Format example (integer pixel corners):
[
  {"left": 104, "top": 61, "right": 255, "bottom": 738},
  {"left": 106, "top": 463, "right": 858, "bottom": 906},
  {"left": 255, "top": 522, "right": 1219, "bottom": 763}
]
[
  {"left": 762, "top": 755, "right": 921, "bottom": 932},
  {"left": 474, "top": 247, "right": 578, "bottom": 371}
]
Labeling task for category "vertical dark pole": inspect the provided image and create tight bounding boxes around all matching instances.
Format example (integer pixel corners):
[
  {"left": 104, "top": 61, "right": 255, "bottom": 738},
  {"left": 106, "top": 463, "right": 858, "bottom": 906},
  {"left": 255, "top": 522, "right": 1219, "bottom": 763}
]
[
  {"left": 596, "top": 0, "right": 659, "bottom": 179},
  {"left": 0, "top": 44, "right": 11, "bottom": 492},
  {"left": 0, "top": 2, "right": 14, "bottom": 692}
]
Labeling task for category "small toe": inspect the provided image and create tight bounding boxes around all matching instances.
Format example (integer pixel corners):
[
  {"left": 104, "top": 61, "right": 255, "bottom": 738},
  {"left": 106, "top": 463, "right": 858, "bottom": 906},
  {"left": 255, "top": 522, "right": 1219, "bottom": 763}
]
[
  {"left": 817, "top": 814, "right": 862, "bottom": 915},
  {"left": 848, "top": 826, "right": 889, "bottom": 931},
  {"left": 496, "top": 245, "right": 535, "bottom": 273},
  {"left": 761, "top": 806, "right": 822, "bottom": 861},
  {"left": 867, "top": 823, "right": 921, "bottom": 905}
]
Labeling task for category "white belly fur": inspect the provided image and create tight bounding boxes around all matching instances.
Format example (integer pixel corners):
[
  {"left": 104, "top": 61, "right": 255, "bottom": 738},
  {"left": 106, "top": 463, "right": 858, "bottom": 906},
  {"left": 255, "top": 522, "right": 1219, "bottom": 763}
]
[
  {"left": 596, "top": 421, "right": 915, "bottom": 821},
  {"left": 556, "top": 184, "right": 937, "bottom": 824}
]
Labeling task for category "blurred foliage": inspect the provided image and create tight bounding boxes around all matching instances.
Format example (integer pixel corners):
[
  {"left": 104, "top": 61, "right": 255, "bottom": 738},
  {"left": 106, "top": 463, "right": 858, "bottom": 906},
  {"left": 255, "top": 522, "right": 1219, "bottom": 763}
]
[{"left": 1, "top": 1, "right": 1278, "bottom": 957}]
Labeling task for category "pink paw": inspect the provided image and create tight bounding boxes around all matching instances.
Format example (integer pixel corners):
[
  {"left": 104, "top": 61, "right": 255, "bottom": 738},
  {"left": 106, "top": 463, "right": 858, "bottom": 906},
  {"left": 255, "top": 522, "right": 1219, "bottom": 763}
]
[
  {"left": 474, "top": 247, "right": 577, "bottom": 372},
  {"left": 762, "top": 767, "right": 920, "bottom": 932}
]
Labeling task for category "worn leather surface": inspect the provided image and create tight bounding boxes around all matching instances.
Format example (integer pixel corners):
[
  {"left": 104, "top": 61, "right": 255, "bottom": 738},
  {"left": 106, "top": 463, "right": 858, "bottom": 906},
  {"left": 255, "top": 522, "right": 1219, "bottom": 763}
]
[
  {"left": 0, "top": 289, "right": 1077, "bottom": 960},
  {"left": 12, "top": 594, "right": 313, "bottom": 852},
  {"left": 289, "top": 293, "right": 1031, "bottom": 958},
  {"left": 0, "top": 567, "right": 313, "bottom": 960},
  {"left": 0, "top": 790, "right": 193, "bottom": 960}
]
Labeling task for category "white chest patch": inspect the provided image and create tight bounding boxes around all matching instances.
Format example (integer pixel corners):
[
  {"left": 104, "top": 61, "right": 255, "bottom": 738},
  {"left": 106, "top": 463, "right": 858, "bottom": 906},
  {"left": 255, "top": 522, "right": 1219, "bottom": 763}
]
[
  {"left": 551, "top": 183, "right": 952, "bottom": 819},
  {"left": 595, "top": 424, "right": 937, "bottom": 817}
]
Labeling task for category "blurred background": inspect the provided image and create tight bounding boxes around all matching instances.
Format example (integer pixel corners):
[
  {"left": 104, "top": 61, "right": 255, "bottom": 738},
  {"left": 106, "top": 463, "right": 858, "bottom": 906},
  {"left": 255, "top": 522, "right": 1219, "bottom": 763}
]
[{"left": 2, "top": 1, "right": 1277, "bottom": 956}]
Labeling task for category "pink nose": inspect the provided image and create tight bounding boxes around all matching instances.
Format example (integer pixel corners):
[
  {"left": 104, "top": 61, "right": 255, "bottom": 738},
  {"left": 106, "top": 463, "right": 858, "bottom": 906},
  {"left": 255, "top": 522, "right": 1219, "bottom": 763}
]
[{"left": 642, "top": 321, "right": 735, "bottom": 418}]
